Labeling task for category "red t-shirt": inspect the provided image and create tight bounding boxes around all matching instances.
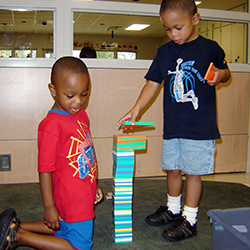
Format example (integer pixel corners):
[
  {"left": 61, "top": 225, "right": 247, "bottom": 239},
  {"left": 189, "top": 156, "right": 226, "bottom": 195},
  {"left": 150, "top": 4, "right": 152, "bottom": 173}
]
[{"left": 38, "top": 109, "right": 97, "bottom": 223}]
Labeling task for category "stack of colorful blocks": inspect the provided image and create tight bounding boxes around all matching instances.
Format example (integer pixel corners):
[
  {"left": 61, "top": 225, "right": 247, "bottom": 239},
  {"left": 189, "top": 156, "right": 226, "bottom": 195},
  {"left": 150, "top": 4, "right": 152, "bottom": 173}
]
[{"left": 112, "top": 134, "right": 147, "bottom": 243}]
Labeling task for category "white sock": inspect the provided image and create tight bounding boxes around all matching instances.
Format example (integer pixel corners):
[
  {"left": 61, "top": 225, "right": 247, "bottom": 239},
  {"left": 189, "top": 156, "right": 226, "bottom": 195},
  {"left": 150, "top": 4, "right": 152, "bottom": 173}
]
[
  {"left": 182, "top": 205, "right": 198, "bottom": 226},
  {"left": 167, "top": 194, "right": 181, "bottom": 215}
]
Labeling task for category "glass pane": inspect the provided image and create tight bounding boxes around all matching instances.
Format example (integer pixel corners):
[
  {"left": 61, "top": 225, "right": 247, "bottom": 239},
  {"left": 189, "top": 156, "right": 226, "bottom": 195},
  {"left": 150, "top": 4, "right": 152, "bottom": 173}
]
[
  {"left": 73, "top": 12, "right": 165, "bottom": 60},
  {"left": 73, "top": 49, "right": 81, "bottom": 57},
  {"left": 45, "top": 51, "right": 53, "bottom": 58},
  {"left": 0, "top": 50, "right": 12, "bottom": 57},
  {"left": 117, "top": 51, "right": 136, "bottom": 60},
  {"left": 73, "top": 0, "right": 247, "bottom": 12},
  {"left": 96, "top": 51, "right": 114, "bottom": 59},
  {"left": 0, "top": 9, "right": 54, "bottom": 58},
  {"left": 74, "top": 12, "right": 248, "bottom": 62},
  {"left": 197, "top": 20, "right": 247, "bottom": 63},
  {"left": 15, "top": 49, "right": 37, "bottom": 58},
  {"left": 198, "top": 1, "right": 247, "bottom": 11}
]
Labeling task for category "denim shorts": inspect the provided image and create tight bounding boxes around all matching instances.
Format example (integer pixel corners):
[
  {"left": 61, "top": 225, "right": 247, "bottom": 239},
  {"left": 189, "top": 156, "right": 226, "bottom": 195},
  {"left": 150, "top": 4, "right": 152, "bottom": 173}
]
[
  {"left": 55, "top": 219, "right": 93, "bottom": 250},
  {"left": 161, "top": 138, "right": 216, "bottom": 175}
]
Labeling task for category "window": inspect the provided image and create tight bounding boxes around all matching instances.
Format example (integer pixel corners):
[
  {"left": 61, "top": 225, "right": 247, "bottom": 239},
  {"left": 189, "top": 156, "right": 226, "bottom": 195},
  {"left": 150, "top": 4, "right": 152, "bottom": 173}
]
[
  {"left": 15, "top": 49, "right": 37, "bottom": 58},
  {"left": 198, "top": 1, "right": 247, "bottom": 12},
  {"left": 0, "top": 0, "right": 249, "bottom": 68},
  {"left": 117, "top": 51, "right": 136, "bottom": 60},
  {"left": 45, "top": 51, "right": 53, "bottom": 58},
  {"left": 0, "top": 50, "right": 12, "bottom": 58},
  {"left": 73, "top": 0, "right": 247, "bottom": 12},
  {"left": 73, "top": 11, "right": 248, "bottom": 62},
  {"left": 0, "top": 9, "right": 54, "bottom": 58},
  {"left": 73, "top": 50, "right": 81, "bottom": 58},
  {"left": 73, "top": 12, "right": 165, "bottom": 60},
  {"left": 96, "top": 51, "right": 114, "bottom": 59}
]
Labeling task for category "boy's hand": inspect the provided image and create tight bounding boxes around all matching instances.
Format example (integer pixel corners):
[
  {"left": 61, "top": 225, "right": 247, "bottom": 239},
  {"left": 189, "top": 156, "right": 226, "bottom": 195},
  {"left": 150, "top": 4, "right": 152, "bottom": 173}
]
[
  {"left": 206, "top": 67, "right": 231, "bottom": 86},
  {"left": 95, "top": 184, "right": 103, "bottom": 204},
  {"left": 116, "top": 107, "right": 140, "bottom": 128},
  {"left": 44, "top": 205, "right": 61, "bottom": 230}
]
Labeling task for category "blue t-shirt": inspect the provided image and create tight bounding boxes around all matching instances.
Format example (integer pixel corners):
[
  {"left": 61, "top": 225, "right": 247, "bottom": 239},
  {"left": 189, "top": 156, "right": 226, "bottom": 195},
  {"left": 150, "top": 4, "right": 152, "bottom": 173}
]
[{"left": 145, "top": 35, "right": 228, "bottom": 140}]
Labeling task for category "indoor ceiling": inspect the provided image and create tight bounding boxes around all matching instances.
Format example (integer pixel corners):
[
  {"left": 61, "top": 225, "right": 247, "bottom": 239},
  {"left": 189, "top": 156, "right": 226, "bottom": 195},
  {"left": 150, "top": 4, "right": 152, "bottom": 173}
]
[{"left": 0, "top": 0, "right": 247, "bottom": 38}]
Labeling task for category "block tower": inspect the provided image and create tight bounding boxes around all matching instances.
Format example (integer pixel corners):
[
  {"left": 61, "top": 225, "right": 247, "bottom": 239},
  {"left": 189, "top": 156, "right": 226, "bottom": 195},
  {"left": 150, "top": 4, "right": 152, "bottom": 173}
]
[{"left": 112, "top": 134, "right": 147, "bottom": 243}]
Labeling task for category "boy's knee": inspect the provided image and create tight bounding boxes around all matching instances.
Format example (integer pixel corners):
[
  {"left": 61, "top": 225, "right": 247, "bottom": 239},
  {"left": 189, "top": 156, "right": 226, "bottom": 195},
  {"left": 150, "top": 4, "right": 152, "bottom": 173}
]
[
  {"left": 167, "top": 169, "right": 181, "bottom": 176},
  {"left": 185, "top": 174, "right": 201, "bottom": 181}
]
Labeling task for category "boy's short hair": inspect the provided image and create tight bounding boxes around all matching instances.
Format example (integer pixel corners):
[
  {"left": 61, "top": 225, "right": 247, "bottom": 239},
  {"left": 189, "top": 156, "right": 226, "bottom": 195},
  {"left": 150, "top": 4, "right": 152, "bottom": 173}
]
[
  {"left": 51, "top": 56, "right": 88, "bottom": 85},
  {"left": 79, "top": 46, "right": 97, "bottom": 58},
  {"left": 160, "top": 0, "right": 197, "bottom": 16}
]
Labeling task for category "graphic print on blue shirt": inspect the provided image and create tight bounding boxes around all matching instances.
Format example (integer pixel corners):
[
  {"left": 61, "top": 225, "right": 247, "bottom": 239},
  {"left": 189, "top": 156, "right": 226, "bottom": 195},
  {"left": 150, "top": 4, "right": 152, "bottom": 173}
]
[
  {"left": 77, "top": 133, "right": 95, "bottom": 179},
  {"left": 168, "top": 58, "right": 205, "bottom": 110}
]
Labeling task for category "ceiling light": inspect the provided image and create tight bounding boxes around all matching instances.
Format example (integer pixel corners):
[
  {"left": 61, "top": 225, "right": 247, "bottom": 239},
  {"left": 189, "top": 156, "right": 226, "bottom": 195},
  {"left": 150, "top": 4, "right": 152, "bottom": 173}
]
[
  {"left": 14, "top": 9, "right": 28, "bottom": 12},
  {"left": 195, "top": 1, "right": 202, "bottom": 5},
  {"left": 125, "top": 24, "right": 150, "bottom": 31}
]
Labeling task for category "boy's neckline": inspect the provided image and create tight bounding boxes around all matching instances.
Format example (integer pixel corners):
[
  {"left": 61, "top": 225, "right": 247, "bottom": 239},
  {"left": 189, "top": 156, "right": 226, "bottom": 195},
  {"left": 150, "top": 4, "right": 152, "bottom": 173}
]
[{"left": 48, "top": 109, "right": 70, "bottom": 115}]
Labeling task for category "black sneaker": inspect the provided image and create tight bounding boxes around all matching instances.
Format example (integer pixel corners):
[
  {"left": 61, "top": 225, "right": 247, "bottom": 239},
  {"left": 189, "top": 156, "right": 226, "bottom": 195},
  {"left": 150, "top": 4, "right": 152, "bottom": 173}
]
[
  {"left": 161, "top": 216, "right": 197, "bottom": 241},
  {"left": 145, "top": 206, "right": 182, "bottom": 226}
]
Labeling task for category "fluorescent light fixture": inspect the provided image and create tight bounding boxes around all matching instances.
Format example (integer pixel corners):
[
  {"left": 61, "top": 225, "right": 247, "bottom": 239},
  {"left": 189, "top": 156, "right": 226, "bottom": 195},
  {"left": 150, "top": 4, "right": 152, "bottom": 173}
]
[
  {"left": 125, "top": 24, "right": 150, "bottom": 31},
  {"left": 14, "top": 8, "right": 29, "bottom": 11},
  {"left": 195, "top": 1, "right": 202, "bottom": 5}
]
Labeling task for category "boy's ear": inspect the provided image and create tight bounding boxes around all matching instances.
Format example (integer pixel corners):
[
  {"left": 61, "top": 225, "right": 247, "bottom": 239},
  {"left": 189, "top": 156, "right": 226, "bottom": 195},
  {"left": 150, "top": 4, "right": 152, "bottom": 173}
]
[
  {"left": 48, "top": 83, "right": 56, "bottom": 97},
  {"left": 193, "top": 13, "right": 200, "bottom": 25}
]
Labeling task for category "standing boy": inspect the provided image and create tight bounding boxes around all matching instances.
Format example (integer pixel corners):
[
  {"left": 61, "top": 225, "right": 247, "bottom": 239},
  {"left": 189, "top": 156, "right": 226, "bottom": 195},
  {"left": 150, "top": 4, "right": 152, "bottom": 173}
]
[
  {"left": 0, "top": 56, "right": 103, "bottom": 250},
  {"left": 117, "top": 0, "right": 231, "bottom": 242}
]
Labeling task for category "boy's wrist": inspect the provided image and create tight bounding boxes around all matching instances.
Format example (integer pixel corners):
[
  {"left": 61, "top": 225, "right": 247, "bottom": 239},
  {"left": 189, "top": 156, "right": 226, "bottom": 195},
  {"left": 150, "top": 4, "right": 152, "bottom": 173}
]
[
  {"left": 220, "top": 69, "right": 230, "bottom": 83},
  {"left": 44, "top": 203, "right": 56, "bottom": 209}
]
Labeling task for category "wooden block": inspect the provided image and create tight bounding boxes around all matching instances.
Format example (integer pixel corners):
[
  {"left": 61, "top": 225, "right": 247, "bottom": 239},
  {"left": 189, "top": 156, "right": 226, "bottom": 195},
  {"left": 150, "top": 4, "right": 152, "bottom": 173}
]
[
  {"left": 204, "top": 62, "right": 215, "bottom": 81},
  {"left": 121, "top": 121, "right": 154, "bottom": 130}
]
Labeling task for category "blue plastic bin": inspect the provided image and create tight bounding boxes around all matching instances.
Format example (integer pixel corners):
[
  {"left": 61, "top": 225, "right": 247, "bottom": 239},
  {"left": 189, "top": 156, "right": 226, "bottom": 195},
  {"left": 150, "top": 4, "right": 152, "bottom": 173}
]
[{"left": 207, "top": 208, "right": 250, "bottom": 250}]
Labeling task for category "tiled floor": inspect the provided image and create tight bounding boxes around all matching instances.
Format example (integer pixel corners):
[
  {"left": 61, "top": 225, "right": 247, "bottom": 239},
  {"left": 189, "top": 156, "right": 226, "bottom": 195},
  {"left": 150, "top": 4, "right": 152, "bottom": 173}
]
[{"left": 201, "top": 172, "right": 250, "bottom": 187}]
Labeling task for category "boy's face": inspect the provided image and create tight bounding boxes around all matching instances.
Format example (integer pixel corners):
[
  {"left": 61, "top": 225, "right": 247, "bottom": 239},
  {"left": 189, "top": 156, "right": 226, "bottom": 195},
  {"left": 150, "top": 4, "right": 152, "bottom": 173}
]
[
  {"left": 49, "top": 71, "right": 89, "bottom": 115},
  {"left": 160, "top": 10, "right": 200, "bottom": 45}
]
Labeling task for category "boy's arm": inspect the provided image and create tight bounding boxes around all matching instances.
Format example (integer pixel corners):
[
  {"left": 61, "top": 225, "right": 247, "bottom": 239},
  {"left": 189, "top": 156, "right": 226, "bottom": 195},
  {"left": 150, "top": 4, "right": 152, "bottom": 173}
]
[
  {"left": 117, "top": 80, "right": 160, "bottom": 127},
  {"left": 39, "top": 172, "right": 61, "bottom": 230},
  {"left": 207, "top": 68, "right": 231, "bottom": 86}
]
